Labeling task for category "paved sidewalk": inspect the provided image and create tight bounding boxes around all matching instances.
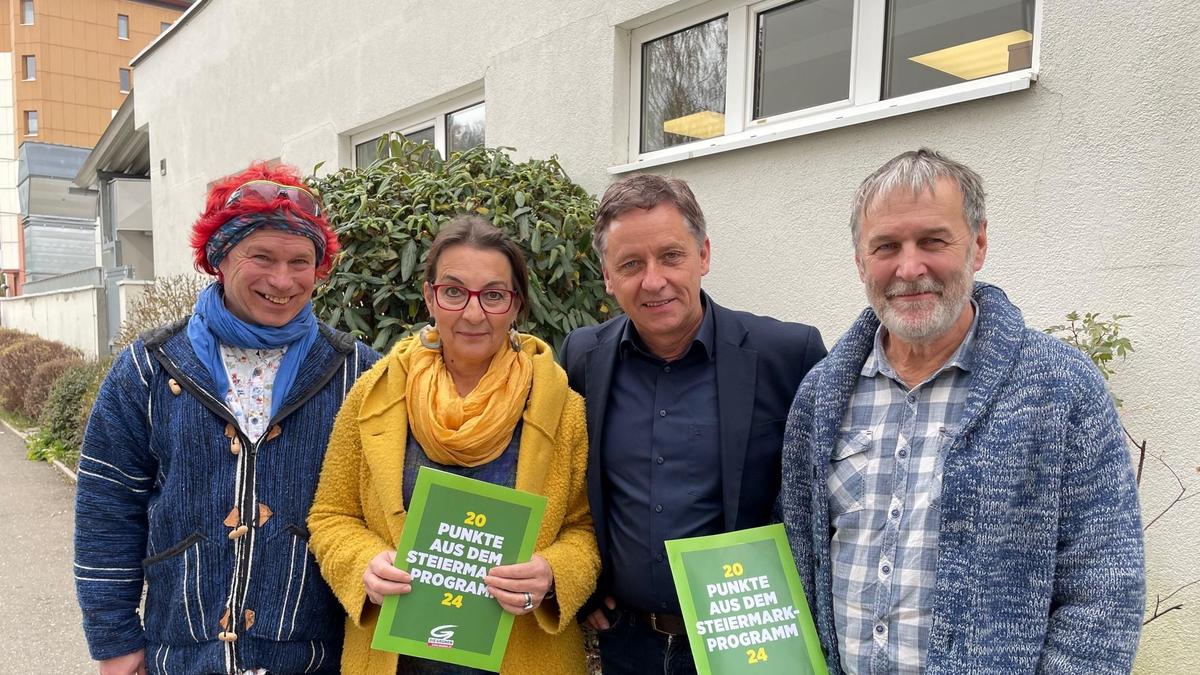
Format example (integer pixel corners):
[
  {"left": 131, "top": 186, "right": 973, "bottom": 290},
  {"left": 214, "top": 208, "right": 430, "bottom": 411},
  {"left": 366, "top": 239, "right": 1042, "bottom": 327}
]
[{"left": 0, "top": 424, "right": 95, "bottom": 671}]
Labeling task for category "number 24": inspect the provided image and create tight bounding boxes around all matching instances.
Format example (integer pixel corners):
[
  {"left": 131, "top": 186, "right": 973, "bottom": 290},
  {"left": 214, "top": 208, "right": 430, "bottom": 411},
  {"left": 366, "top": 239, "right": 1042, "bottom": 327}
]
[{"left": 747, "top": 647, "right": 768, "bottom": 664}]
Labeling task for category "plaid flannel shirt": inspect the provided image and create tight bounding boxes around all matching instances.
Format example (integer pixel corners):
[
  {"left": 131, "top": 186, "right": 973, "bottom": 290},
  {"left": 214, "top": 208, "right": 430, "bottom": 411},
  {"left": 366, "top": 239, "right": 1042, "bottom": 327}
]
[{"left": 829, "top": 304, "right": 978, "bottom": 674}]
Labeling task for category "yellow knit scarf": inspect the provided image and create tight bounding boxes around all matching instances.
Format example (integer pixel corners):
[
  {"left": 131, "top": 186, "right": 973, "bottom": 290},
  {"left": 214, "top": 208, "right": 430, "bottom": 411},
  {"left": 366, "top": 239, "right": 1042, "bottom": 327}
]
[{"left": 404, "top": 338, "right": 533, "bottom": 467}]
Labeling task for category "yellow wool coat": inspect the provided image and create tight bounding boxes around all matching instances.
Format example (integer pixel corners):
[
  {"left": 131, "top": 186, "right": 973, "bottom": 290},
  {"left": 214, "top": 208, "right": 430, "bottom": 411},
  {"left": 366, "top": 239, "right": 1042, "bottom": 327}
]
[{"left": 308, "top": 333, "right": 599, "bottom": 674}]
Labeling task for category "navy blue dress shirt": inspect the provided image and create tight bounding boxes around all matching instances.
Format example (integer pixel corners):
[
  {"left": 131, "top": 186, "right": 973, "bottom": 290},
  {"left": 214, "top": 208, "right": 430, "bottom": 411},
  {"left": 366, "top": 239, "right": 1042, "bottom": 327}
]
[{"left": 602, "top": 305, "right": 723, "bottom": 614}]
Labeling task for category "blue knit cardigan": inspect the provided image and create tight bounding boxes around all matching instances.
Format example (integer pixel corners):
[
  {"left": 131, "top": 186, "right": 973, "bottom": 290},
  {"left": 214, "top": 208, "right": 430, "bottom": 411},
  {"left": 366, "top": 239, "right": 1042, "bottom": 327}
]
[
  {"left": 779, "top": 283, "right": 1144, "bottom": 674},
  {"left": 75, "top": 319, "right": 379, "bottom": 674}
]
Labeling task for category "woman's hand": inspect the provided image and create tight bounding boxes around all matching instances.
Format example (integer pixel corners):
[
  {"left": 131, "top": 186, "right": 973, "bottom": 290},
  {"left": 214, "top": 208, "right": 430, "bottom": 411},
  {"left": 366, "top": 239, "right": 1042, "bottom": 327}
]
[
  {"left": 484, "top": 554, "right": 554, "bottom": 615},
  {"left": 363, "top": 550, "right": 412, "bottom": 605}
]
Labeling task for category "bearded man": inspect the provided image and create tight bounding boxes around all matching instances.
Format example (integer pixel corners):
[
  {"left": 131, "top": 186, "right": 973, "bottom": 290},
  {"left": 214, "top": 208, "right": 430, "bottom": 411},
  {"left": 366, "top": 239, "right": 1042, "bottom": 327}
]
[{"left": 779, "top": 149, "right": 1144, "bottom": 674}]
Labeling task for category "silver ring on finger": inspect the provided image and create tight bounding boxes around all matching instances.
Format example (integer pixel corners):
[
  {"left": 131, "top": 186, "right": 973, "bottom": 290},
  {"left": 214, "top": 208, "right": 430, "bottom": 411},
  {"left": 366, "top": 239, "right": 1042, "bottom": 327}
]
[{"left": 522, "top": 592, "right": 534, "bottom": 611}]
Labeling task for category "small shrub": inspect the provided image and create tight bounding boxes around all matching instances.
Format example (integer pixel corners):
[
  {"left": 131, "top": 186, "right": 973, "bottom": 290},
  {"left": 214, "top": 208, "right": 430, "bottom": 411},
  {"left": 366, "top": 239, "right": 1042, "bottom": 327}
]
[
  {"left": 0, "top": 327, "right": 31, "bottom": 352},
  {"left": 310, "top": 137, "right": 607, "bottom": 352},
  {"left": 26, "top": 428, "right": 76, "bottom": 466},
  {"left": 22, "top": 356, "right": 83, "bottom": 420},
  {"left": 39, "top": 360, "right": 109, "bottom": 454},
  {"left": 0, "top": 337, "right": 79, "bottom": 412},
  {"left": 113, "top": 274, "right": 210, "bottom": 350}
]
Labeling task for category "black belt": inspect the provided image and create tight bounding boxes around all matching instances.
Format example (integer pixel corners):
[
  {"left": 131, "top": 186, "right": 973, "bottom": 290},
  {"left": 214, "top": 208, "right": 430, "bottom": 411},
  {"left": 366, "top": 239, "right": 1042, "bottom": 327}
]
[{"left": 634, "top": 611, "right": 687, "bottom": 636}]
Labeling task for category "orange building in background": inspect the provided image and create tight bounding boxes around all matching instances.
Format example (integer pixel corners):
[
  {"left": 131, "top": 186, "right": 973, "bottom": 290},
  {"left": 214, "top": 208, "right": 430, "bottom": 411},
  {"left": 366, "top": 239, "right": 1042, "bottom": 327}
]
[
  {"left": 3, "top": 0, "right": 189, "bottom": 149},
  {"left": 0, "top": 0, "right": 189, "bottom": 294}
]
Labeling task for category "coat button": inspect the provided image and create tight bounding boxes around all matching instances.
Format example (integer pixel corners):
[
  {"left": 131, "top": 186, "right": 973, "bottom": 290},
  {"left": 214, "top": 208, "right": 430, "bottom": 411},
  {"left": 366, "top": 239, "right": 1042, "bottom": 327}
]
[
  {"left": 230, "top": 436, "right": 241, "bottom": 456},
  {"left": 228, "top": 525, "right": 249, "bottom": 540},
  {"left": 168, "top": 379, "right": 182, "bottom": 395},
  {"left": 217, "top": 630, "right": 238, "bottom": 642}
]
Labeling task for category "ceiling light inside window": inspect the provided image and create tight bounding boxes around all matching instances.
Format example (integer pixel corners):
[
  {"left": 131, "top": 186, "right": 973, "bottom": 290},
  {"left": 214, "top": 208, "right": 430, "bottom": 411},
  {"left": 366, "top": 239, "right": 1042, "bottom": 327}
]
[
  {"left": 909, "top": 30, "right": 1033, "bottom": 81},
  {"left": 663, "top": 110, "right": 725, "bottom": 140}
]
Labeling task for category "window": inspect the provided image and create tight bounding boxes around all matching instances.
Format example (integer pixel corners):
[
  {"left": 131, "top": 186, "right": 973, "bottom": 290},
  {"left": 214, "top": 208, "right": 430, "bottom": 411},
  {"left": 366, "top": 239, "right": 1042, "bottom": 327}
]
[
  {"left": 351, "top": 96, "right": 485, "bottom": 168},
  {"left": 640, "top": 17, "right": 728, "bottom": 153},
  {"left": 160, "top": 22, "right": 172, "bottom": 33},
  {"left": 20, "top": 0, "right": 33, "bottom": 25},
  {"left": 625, "top": 0, "right": 1038, "bottom": 165},
  {"left": 446, "top": 102, "right": 485, "bottom": 156},
  {"left": 884, "top": 0, "right": 1034, "bottom": 98},
  {"left": 119, "top": 68, "right": 131, "bottom": 93},
  {"left": 22, "top": 55, "right": 36, "bottom": 80},
  {"left": 118, "top": 14, "right": 129, "bottom": 39},
  {"left": 24, "top": 110, "right": 38, "bottom": 136}
]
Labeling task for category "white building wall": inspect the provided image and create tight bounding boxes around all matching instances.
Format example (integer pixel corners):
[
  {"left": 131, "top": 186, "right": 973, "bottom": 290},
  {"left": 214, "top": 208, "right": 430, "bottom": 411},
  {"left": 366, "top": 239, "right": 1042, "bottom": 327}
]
[
  {"left": 0, "top": 286, "right": 104, "bottom": 358},
  {"left": 133, "top": 1, "right": 1199, "bottom": 669}
]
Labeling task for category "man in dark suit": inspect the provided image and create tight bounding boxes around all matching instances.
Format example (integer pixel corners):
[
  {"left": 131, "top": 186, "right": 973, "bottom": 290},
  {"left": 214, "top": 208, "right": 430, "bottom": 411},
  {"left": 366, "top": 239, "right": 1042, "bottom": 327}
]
[{"left": 560, "top": 174, "right": 827, "bottom": 674}]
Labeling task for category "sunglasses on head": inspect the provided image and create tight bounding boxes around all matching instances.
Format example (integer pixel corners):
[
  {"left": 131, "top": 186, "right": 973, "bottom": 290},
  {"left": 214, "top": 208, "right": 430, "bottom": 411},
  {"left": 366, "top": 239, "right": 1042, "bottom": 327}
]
[{"left": 224, "top": 180, "right": 322, "bottom": 217}]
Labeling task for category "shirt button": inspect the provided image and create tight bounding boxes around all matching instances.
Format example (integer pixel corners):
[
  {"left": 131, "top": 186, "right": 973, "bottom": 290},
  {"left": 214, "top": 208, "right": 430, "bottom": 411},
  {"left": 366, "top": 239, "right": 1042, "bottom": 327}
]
[
  {"left": 890, "top": 508, "right": 900, "bottom": 518},
  {"left": 659, "top": 409, "right": 667, "bottom": 417},
  {"left": 656, "top": 456, "right": 665, "bottom": 465},
  {"left": 655, "top": 504, "right": 663, "bottom": 513},
  {"left": 898, "top": 448, "right": 908, "bottom": 458},
  {"left": 656, "top": 553, "right": 664, "bottom": 562},
  {"left": 881, "top": 564, "right": 891, "bottom": 575},
  {"left": 875, "top": 624, "right": 886, "bottom": 634},
  {"left": 664, "top": 366, "right": 672, "bottom": 373}
]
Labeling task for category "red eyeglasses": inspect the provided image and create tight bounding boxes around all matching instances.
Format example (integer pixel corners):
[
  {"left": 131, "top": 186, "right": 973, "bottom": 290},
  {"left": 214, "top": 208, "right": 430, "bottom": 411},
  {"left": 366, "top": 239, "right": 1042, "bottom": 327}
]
[{"left": 224, "top": 180, "right": 322, "bottom": 217}]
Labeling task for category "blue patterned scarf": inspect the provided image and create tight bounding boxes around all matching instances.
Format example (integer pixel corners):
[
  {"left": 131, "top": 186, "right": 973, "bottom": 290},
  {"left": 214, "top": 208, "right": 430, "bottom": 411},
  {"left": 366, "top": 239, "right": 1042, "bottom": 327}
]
[{"left": 187, "top": 282, "right": 319, "bottom": 418}]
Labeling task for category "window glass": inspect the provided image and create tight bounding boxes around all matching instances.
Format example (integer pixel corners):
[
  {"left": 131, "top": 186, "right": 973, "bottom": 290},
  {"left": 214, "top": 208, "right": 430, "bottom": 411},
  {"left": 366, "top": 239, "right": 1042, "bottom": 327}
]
[
  {"left": 641, "top": 16, "right": 728, "bottom": 153},
  {"left": 119, "top": 68, "right": 131, "bottom": 93},
  {"left": 355, "top": 135, "right": 386, "bottom": 168},
  {"left": 21, "top": 0, "right": 33, "bottom": 25},
  {"left": 754, "top": 0, "right": 854, "bottom": 119},
  {"left": 446, "top": 103, "right": 485, "bottom": 155},
  {"left": 404, "top": 126, "right": 436, "bottom": 148},
  {"left": 22, "top": 55, "right": 35, "bottom": 80},
  {"left": 884, "top": 0, "right": 1034, "bottom": 99},
  {"left": 25, "top": 111, "right": 38, "bottom": 135},
  {"left": 118, "top": 14, "right": 129, "bottom": 39}
]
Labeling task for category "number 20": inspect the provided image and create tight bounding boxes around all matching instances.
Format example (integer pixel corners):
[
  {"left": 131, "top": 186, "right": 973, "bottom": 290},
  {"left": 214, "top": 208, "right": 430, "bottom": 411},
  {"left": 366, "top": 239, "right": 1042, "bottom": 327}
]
[
  {"left": 464, "top": 511, "right": 487, "bottom": 527},
  {"left": 723, "top": 562, "right": 744, "bottom": 578}
]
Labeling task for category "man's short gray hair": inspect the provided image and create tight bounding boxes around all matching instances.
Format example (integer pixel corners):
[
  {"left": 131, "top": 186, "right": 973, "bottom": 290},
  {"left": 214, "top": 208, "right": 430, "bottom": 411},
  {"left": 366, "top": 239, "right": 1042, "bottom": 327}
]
[
  {"left": 592, "top": 174, "right": 707, "bottom": 263},
  {"left": 850, "top": 148, "right": 986, "bottom": 245}
]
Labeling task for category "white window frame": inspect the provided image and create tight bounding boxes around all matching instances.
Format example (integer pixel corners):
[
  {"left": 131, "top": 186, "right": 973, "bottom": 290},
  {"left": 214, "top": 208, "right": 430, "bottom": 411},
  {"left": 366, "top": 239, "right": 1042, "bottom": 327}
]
[
  {"left": 349, "top": 90, "right": 484, "bottom": 168},
  {"left": 119, "top": 68, "right": 131, "bottom": 93},
  {"left": 20, "top": 0, "right": 33, "bottom": 25},
  {"left": 24, "top": 110, "right": 38, "bottom": 136},
  {"left": 617, "top": 0, "right": 1041, "bottom": 172},
  {"left": 117, "top": 14, "right": 129, "bottom": 40},
  {"left": 22, "top": 54, "right": 35, "bottom": 81}
]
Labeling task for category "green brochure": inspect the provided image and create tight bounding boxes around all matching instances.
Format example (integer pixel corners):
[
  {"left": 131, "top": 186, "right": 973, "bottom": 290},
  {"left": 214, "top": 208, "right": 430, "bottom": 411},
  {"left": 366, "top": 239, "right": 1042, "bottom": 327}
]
[
  {"left": 372, "top": 467, "right": 547, "bottom": 671},
  {"left": 665, "top": 524, "right": 828, "bottom": 675}
]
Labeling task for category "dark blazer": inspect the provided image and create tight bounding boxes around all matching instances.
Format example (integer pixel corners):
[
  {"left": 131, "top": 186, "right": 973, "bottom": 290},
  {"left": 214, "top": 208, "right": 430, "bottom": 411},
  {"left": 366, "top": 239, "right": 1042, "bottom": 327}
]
[{"left": 559, "top": 294, "right": 826, "bottom": 610}]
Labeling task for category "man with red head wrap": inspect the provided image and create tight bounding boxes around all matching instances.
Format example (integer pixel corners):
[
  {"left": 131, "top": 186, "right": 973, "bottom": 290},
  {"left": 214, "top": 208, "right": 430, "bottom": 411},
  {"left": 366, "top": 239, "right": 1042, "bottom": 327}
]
[{"left": 74, "top": 163, "right": 379, "bottom": 674}]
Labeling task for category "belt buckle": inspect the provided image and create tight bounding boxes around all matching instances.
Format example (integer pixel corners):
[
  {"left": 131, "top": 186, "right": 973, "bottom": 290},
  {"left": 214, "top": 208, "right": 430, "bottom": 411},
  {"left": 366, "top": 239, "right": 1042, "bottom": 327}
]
[{"left": 647, "top": 612, "right": 672, "bottom": 636}]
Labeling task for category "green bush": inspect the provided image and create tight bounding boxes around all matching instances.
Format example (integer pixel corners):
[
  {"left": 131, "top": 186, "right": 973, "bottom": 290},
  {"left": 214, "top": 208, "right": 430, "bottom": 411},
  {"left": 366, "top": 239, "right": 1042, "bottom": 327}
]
[
  {"left": 39, "top": 360, "right": 109, "bottom": 456},
  {"left": 113, "top": 274, "right": 210, "bottom": 350},
  {"left": 309, "top": 138, "right": 609, "bottom": 352},
  {"left": 0, "top": 337, "right": 80, "bottom": 413},
  {"left": 22, "top": 356, "right": 82, "bottom": 420},
  {"left": 26, "top": 428, "right": 76, "bottom": 466}
]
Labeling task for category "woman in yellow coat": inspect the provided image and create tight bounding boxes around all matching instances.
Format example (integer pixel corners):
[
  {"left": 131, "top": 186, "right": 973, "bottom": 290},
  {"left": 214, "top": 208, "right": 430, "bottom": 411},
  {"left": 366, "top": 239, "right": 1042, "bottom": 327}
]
[{"left": 308, "top": 215, "right": 598, "bottom": 674}]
